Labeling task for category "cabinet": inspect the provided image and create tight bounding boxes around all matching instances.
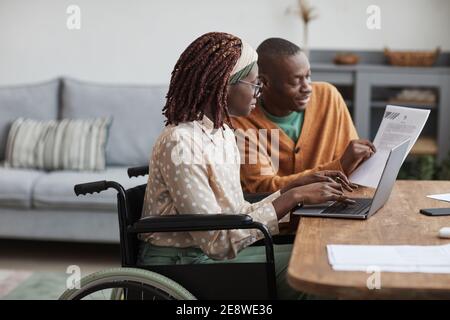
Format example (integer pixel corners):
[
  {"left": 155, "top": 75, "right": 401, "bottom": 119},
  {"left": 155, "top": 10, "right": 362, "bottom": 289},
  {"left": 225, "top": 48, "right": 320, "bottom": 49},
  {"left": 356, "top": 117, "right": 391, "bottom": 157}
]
[{"left": 311, "top": 59, "right": 450, "bottom": 162}]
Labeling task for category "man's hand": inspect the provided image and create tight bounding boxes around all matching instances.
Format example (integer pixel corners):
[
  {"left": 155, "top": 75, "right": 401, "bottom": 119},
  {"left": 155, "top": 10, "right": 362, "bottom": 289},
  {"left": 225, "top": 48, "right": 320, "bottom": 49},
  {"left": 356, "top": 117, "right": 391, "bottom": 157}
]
[{"left": 340, "top": 139, "right": 376, "bottom": 175}]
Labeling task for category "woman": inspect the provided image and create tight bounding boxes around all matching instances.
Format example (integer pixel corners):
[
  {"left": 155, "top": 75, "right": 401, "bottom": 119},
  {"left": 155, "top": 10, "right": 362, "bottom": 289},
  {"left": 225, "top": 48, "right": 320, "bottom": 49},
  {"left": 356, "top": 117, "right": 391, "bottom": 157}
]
[{"left": 139, "top": 32, "right": 355, "bottom": 299}]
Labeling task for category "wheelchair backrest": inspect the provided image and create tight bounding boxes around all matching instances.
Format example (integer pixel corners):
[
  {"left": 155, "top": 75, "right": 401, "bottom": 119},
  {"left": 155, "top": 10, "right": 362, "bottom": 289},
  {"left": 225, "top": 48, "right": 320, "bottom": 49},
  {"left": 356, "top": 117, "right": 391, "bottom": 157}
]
[
  {"left": 125, "top": 183, "right": 147, "bottom": 225},
  {"left": 118, "top": 183, "right": 147, "bottom": 265}
]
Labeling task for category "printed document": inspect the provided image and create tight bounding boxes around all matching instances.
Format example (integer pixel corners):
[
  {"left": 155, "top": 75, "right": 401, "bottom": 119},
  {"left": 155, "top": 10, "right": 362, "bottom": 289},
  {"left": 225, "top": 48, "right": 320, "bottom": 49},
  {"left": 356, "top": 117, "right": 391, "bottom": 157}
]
[{"left": 350, "top": 105, "right": 430, "bottom": 188}]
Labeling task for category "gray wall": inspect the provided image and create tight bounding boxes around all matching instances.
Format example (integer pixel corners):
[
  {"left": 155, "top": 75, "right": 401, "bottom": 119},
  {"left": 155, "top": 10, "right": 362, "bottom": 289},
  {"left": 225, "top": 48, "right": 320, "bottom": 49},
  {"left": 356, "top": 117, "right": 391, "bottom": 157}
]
[{"left": 0, "top": 0, "right": 449, "bottom": 85}]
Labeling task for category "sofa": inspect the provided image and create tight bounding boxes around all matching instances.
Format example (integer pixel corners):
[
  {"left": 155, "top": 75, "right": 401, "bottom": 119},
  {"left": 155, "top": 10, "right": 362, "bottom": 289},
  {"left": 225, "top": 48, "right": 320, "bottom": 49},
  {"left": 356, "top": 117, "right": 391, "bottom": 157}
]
[{"left": 0, "top": 78, "right": 168, "bottom": 243}]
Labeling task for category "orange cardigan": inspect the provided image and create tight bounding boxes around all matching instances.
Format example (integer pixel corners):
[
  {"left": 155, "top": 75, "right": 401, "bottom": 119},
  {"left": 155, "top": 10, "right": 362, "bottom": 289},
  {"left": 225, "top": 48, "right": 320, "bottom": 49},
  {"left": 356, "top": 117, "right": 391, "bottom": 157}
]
[{"left": 232, "top": 82, "right": 358, "bottom": 193}]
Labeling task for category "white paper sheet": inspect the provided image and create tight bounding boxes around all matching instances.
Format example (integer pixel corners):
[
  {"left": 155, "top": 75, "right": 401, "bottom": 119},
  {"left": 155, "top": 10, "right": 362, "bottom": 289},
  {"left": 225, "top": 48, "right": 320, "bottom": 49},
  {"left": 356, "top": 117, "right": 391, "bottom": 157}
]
[
  {"left": 347, "top": 149, "right": 390, "bottom": 189},
  {"left": 350, "top": 105, "right": 430, "bottom": 188},
  {"left": 427, "top": 193, "right": 450, "bottom": 203},
  {"left": 327, "top": 244, "right": 450, "bottom": 273}
]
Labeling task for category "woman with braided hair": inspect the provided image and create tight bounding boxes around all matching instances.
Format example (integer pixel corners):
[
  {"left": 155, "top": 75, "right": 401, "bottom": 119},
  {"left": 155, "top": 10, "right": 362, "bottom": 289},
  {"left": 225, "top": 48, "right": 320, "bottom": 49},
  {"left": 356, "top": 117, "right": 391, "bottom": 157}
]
[{"left": 139, "top": 32, "right": 355, "bottom": 299}]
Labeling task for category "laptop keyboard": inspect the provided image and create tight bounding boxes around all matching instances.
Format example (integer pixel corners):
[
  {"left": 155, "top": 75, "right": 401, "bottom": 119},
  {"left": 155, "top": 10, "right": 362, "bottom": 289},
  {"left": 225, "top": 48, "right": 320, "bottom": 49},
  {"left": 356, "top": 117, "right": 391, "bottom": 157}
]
[{"left": 322, "top": 198, "right": 372, "bottom": 215}]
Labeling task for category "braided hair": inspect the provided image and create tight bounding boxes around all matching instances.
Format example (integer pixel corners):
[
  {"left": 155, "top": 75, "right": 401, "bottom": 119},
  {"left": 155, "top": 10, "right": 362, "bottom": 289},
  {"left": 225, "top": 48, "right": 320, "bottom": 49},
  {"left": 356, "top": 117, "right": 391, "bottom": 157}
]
[{"left": 162, "top": 32, "right": 242, "bottom": 129}]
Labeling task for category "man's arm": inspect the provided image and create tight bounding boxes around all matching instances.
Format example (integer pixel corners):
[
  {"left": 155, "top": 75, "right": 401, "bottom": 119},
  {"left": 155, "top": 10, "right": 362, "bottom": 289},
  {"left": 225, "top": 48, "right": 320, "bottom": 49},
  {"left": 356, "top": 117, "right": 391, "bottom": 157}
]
[
  {"left": 332, "top": 88, "right": 376, "bottom": 175},
  {"left": 238, "top": 155, "right": 344, "bottom": 193}
]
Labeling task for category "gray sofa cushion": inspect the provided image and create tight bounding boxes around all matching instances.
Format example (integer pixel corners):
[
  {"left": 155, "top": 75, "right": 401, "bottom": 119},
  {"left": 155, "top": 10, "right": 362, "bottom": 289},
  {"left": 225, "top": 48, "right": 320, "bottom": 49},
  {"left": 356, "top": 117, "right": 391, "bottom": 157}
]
[
  {"left": 61, "top": 78, "right": 167, "bottom": 166},
  {"left": 0, "top": 168, "right": 44, "bottom": 208},
  {"left": 32, "top": 167, "right": 148, "bottom": 211},
  {"left": 0, "top": 208, "right": 120, "bottom": 243},
  {"left": 0, "top": 79, "right": 59, "bottom": 161}
]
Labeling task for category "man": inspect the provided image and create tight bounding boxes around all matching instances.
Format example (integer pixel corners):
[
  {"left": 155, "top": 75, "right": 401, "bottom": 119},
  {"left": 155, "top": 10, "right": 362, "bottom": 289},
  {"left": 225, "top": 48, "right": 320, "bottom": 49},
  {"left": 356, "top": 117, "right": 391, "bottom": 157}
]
[{"left": 232, "top": 38, "right": 375, "bottom": 193}]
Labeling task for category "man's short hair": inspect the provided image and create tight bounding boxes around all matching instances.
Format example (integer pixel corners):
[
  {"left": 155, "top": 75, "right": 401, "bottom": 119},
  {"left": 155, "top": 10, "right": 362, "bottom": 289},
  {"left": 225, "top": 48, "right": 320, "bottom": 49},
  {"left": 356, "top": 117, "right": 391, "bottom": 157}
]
[{"left": 256, "top": 38, "right": 301, "bottom": 58}]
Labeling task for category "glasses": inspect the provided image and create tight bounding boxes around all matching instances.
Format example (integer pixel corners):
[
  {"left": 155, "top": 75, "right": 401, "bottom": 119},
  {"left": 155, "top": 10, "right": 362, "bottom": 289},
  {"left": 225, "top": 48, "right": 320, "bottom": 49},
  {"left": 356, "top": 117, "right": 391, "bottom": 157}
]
[{"left": 238, "top": 79, "right": 263, "bottom": 98}]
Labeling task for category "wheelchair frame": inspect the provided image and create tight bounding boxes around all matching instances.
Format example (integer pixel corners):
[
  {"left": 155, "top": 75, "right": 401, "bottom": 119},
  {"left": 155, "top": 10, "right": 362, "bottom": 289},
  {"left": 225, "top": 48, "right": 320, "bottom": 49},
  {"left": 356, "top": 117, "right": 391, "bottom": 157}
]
[{"left": 72, "top": 165, "right": 283, "bottom": 300}]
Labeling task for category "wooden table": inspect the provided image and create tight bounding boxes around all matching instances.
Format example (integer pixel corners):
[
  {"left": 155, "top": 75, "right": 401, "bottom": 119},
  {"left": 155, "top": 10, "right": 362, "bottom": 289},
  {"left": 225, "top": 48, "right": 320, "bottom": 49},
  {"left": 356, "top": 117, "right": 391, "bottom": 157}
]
[{"left": 287, "top": 180, "right": 450, "bottom": 299}]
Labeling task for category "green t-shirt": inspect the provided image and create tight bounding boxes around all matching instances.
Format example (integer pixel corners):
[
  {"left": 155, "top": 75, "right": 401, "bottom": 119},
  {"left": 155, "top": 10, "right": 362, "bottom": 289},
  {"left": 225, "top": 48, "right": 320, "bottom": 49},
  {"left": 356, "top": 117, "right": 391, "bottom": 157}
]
[{"left": 261, "top": 107, "right": 304, "bottom": 143}]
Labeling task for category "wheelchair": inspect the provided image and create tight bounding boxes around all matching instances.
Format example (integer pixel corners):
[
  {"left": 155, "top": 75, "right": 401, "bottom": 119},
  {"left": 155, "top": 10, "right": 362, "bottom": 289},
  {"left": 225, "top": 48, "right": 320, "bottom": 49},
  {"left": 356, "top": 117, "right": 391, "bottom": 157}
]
[{"left": 59, "top": 166, "right": 293, "bottom": 300}]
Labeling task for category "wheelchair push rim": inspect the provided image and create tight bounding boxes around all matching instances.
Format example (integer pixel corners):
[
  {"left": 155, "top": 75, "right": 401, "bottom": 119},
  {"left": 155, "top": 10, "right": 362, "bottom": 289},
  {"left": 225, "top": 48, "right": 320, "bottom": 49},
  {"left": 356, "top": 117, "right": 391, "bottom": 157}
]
[{"left": 59, "top": 267, "right": 196, "bottom": 300}]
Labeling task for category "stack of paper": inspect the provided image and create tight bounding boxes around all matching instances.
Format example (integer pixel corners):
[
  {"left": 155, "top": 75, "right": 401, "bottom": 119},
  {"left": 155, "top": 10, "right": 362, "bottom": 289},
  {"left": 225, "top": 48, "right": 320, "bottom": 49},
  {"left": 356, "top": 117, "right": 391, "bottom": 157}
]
[{"left": 327, "top": 244, "right": 450, "bottom": 273}]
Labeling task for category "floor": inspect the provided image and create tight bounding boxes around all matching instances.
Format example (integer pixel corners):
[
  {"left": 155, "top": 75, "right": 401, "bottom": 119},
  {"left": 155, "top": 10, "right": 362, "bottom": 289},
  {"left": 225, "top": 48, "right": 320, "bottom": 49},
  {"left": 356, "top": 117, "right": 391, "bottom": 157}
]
[{"left": 0, "top": 239, "right": 120, "bottom": 276}]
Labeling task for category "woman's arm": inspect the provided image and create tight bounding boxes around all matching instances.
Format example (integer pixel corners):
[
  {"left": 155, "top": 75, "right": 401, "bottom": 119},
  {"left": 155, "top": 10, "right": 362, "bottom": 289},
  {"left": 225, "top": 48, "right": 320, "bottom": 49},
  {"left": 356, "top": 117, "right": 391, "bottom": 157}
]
[{"left": 156, "top": 131, "right": 281, "bottom": 260}]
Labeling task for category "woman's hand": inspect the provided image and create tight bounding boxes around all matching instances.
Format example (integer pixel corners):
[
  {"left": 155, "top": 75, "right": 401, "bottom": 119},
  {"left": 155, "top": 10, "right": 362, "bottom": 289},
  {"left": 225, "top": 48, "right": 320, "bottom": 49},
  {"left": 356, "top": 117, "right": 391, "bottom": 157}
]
[
  {"left": 292, "top": 181, "right": 356, "bottom": 205},
  {"left": 281, "top": 170, "right": 357, "bottom": 194},
  {"left": 273, "top": 181, "right": 355, "bottom": 220}
]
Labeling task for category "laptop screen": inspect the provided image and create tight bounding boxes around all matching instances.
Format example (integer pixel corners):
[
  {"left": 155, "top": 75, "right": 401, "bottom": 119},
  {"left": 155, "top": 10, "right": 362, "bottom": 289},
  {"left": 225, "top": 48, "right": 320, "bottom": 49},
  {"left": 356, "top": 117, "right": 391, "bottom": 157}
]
[{"left": 367, "top": 140, "right": 410, "bottom": 217}]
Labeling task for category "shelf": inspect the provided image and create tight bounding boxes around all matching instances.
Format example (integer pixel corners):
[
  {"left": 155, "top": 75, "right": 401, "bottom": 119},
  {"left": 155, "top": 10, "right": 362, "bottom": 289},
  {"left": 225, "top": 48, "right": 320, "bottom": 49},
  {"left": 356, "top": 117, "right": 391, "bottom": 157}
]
[
  {"left": 410, "top": 137, "right": 438, "bottom": 156},
  {"left": 371, "top": 100, "right": 435, "bottom": 109},
  {"left": 311, "top": 51, "right": 450, "bottom": 162}
]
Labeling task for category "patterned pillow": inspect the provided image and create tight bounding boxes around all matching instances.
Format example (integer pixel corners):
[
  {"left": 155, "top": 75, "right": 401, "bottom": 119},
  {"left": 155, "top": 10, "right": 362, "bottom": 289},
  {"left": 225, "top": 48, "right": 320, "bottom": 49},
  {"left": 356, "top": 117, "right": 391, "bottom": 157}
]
[{"left": 4, "top": 118, "right": 111, "bottom": 171}]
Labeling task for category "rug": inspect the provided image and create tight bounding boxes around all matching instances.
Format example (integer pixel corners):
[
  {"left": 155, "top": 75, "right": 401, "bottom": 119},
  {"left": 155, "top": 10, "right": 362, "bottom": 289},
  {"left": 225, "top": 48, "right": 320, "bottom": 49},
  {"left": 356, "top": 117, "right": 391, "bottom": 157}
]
[{"left": 0, "top": 269, "right": 68, "bottom": 300}]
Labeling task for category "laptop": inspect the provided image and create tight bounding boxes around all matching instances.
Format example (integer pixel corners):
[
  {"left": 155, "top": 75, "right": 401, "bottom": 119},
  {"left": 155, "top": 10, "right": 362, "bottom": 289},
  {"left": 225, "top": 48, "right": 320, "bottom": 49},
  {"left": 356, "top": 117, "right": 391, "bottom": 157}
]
[{"left": 294, "top": 139, "right": 409, "bottom": 219}]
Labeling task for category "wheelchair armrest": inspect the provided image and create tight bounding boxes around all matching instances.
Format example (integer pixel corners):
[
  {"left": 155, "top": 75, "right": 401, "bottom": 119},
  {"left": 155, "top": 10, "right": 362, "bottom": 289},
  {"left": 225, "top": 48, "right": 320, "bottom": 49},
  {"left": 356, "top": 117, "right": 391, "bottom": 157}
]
[
  {"left": 243, "top": 192, "right": 272, "bottom": 204},
  {"left": 128, "top": 214, "right": 277, "bottom": 276},
  {"left": 128, "top": 214, "right": 254, "bottom": 233}
]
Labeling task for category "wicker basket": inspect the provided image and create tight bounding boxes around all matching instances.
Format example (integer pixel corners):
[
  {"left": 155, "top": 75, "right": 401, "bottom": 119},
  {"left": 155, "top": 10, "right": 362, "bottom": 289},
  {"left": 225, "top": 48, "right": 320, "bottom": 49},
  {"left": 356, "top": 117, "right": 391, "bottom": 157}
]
[
  {"left": 333, "top": 53, "right": 360, "bottom": 65},
  {"left": 384, "top": 47, "right": 440, "bottom": 67}
]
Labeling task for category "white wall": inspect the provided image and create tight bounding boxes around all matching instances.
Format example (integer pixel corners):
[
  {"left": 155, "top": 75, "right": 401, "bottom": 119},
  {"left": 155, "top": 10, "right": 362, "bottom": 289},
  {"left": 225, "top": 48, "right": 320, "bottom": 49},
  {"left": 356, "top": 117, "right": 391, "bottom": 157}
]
[{"left": 0, "top": 0, "right": 448, "bottom": 85}]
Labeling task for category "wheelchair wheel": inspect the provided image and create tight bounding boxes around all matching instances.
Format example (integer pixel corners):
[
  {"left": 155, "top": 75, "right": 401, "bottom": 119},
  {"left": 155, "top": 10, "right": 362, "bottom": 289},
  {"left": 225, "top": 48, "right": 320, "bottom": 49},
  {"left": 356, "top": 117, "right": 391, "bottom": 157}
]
[
  {"left": 110, "top": 287, "right": 124, "bottom": 300},
  {"left": 59, "top": 267, "right": 196, "bottom": 300}
]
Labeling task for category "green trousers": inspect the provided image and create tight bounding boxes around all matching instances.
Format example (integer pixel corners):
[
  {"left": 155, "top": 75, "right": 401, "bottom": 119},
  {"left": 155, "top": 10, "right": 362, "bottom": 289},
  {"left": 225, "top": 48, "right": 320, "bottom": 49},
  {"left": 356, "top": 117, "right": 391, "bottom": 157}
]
[{"left": 137, "top": 241, "right": 308, "bottom": 300}]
